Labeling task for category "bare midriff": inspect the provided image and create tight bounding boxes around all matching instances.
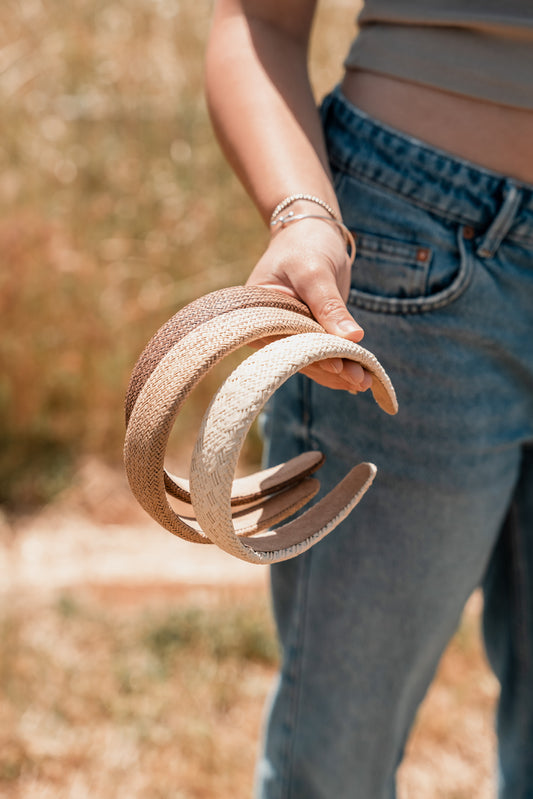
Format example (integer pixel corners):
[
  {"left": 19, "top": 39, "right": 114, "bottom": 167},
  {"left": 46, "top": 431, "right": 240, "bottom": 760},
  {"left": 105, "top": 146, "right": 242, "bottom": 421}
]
[{"left": 342, "top": 70, "right": 533, "bottom": 185}]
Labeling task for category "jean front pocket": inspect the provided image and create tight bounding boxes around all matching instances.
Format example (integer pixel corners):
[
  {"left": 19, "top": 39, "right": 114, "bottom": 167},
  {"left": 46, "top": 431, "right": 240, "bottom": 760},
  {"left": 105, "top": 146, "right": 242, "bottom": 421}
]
[
  {"left": 351, "top": 231, "right": 433, "bottom": 300},
  {"left": 331, "top": 167, "right": 476, "bottom": 316},
  {"left": 348, "top": 225, "right": 474, "bottom": 315}
]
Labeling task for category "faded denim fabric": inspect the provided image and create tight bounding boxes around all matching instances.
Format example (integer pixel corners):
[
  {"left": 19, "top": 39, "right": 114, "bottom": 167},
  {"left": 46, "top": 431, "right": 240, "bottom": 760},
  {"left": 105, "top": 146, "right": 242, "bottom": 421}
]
[{"left": 255, "top": 86, "right": 533, "bottom": 799}]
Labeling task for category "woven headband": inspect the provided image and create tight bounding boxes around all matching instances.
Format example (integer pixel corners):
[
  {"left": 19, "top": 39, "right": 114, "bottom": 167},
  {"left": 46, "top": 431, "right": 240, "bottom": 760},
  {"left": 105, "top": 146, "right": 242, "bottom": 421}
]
[
  {"left": 124, "top": 287, "right": 398, "bottom": 561},
  {"left": 125, "top": 287, "right": 326, "bottom": 512}
]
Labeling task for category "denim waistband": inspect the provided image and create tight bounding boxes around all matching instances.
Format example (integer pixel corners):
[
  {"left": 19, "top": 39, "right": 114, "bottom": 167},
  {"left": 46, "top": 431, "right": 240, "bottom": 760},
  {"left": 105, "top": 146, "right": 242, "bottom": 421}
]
[{"left": 322, "top": 86, "right": 533, "bottom": 246}]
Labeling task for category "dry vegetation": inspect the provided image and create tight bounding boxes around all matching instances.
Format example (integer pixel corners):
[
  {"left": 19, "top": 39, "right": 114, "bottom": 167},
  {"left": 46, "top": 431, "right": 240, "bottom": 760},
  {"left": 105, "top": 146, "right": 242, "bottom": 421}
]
[
  {"left": 0, "top": 0, "right": 267, "bottom": 508},
  {"left": 0, "top": 583, "right": 497, "bottom": 799},
  {"left": 0, "top": 587, "right": 278, "bottom": 799},
  {"left": 1, "top": 1, "right": 499, "bottom": 797},
  {"left": 0, "top": 0, "right": 359, "bottom": 509}
]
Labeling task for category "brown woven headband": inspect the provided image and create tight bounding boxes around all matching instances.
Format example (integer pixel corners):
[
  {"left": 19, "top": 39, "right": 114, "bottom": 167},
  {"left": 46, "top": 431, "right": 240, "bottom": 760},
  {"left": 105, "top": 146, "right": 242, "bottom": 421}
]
[
  {"left": 125, "top": 290, "right": 334, "bottom": 544},
  {"left": 125, "top": 287, "right": 326, "bottom": 511},
  {"left": 124, "top": 287, "right": 398, "bottom": 559}
]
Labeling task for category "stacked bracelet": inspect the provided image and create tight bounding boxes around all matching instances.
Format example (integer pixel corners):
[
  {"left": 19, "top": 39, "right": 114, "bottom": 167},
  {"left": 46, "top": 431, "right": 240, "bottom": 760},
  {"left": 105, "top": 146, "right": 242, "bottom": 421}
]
[
  {"left": 270, "top": 210, "right": 356, "bottom": 266},
  {"left": 270, "top": 193, "right": 340, "bottom": 225}
]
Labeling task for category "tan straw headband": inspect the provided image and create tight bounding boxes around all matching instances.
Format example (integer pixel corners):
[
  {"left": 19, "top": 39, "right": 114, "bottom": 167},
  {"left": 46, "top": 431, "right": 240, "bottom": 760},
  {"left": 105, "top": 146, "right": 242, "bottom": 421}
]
[
  {"left": 125, "top": 287, "right": 325, "bottom": 509},
  {"left": 124, "top": 287, "right": 398, "bottom": 562}
]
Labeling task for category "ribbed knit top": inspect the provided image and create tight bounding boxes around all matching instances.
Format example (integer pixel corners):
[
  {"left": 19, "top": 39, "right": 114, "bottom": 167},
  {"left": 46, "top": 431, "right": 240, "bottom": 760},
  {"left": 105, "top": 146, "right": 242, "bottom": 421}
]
[{"left": 344, "top": 0, "right": 533, "bottom": 109}]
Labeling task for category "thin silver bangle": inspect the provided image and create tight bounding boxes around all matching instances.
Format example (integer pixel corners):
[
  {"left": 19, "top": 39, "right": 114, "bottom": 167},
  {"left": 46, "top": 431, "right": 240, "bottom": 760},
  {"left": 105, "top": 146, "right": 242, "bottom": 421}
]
[
  {"left": 270, "top": 194, "right": 340, "bottom": 226},
  {"left": 270, "top": 211, "right": 356, "bottom": 266}
]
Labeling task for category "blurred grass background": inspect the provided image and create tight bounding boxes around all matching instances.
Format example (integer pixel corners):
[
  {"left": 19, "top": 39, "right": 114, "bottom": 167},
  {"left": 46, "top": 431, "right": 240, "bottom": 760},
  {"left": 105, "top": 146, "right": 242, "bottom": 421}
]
[
  {"left": 0, "top": 3, "right": 498, "bottom": 798},
  {"left": 0, "top": 0, "right": 356, "bottom": 510},
  {"left": 1, "top": 587, "right": 279, "bottom": 798},
  {"left": 0, "top": 587, "right": 497, "bottom": 799}
]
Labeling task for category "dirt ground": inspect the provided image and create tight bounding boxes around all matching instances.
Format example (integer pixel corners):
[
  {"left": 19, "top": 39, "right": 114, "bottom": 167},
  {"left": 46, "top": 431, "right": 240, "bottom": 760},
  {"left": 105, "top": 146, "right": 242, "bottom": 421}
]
[{"left": 0, "top": 460, "right": 498, "bottom": 798}]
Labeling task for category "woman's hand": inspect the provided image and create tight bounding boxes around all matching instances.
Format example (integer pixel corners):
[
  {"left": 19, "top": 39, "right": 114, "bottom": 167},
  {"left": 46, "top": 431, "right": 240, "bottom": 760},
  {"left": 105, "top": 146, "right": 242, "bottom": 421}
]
[
  {"left": 246, "top": 215, "right": 373, "bottom": 393},
  {"left": 206, "top": 1, "right": 371, "bottom": 393}
]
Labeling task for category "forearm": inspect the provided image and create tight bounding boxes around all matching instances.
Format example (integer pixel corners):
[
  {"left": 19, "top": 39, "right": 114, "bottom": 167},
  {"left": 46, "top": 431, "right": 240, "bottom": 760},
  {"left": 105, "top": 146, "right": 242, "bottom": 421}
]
[
  {"left": 205, "top": 0, "right": 371, "bottom": 394},
  {"left": 205, "top": 0, "right": 340, "bottom": 223}
]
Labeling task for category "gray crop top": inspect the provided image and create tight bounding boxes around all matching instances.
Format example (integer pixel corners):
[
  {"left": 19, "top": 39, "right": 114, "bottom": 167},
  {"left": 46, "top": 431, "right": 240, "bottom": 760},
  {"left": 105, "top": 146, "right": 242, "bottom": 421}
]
[{"left": 344, "top": 0, "right": 533, "bottom": 109}]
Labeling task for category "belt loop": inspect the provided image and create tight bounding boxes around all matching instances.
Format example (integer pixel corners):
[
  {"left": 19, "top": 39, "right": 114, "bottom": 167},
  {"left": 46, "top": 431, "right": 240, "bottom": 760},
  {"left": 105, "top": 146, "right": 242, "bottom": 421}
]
[{"left": 476, "top": 183, "right": 522, "bottom": 258}]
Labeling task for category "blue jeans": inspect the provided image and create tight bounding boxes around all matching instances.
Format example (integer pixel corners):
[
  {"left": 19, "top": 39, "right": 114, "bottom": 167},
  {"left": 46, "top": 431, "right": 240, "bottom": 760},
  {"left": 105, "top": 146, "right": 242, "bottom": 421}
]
[{"left": 256, "top": 87, "right": 533, "bottom": 799}]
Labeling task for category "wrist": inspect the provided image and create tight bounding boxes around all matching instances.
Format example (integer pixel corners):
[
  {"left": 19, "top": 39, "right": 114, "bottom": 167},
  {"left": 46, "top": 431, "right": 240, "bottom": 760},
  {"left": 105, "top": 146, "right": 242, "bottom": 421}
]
[
  {"left": 270, "top": 193, "right": 342, "bottom": 225},
  {"left": 270, "top": 211, "right": 356, "bottom": 267}
]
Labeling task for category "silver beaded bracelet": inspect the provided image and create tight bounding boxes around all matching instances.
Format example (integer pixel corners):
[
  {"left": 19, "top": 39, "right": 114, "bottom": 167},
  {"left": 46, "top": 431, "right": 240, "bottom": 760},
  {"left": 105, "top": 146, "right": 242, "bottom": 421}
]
[
  {"left": 270, "top": 193, "right": 340, "bottom": 226},
  {"left": 270, "top": 211, "right": 356, "bottom": 266}
]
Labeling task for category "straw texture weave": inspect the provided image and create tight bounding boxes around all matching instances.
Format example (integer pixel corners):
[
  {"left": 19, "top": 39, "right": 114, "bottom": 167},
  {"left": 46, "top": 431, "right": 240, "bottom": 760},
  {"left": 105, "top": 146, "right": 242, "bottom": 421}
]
[
  {"left": 123, "top": 287, "right": 398, "bottom": 562},
  {"left": 190, "top": 332, "right": 395, "bottom": 563},
  {"left": 125, "top": 286, "right": 319, "bottom": 506},
  {"left": 124, "top": 305, "right": 325, "bottom": 544}
]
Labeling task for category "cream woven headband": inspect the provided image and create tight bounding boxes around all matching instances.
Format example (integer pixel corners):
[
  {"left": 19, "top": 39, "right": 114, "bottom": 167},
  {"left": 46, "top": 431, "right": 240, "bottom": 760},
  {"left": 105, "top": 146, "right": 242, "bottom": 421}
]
[{"left": 124, "top": 287, "right": 398, "bottom": 563}]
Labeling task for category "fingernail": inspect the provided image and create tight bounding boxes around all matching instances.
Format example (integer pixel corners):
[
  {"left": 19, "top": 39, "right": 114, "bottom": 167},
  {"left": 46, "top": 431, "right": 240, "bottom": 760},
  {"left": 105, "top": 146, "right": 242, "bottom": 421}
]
[{"left": 337, "top": 319, "right": 363, "bottom": 335}]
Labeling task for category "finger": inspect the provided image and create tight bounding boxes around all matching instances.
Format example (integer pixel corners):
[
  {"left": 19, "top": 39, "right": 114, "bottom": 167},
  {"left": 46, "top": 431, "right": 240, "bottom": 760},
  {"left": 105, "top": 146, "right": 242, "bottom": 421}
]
[
  {"left": 293, "top": 274, "right": 364, "bottom": 342},
  {"left": 341, "top": 360, "right": 366, "bottom": 388},
  {"left": 248, "top": 337, "right": 362, "bottom": 389},
  {"left": 358, "top": 370, "right": 374, "bottom": 391},
  {"left": 299, "top": 365, "right": 354, "bottom": 390},
  {"left": 317, "top": 361, "right": 373, "bottom": 391},
  {"left": 320, "top": 358, "right": 344, "bottom": 375},
  {"left": 301, "top": 362, "right": 373, "bottom": 392},
  {"left": 336, "top": 364, "right": 373, "bottom": 392}
]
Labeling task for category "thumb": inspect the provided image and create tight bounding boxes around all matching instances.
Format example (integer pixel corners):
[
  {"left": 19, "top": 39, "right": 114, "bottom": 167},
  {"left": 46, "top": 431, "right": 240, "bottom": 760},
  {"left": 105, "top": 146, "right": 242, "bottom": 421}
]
[{"left": 303, "top": 280, "right": 364, "bottom": 342}]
